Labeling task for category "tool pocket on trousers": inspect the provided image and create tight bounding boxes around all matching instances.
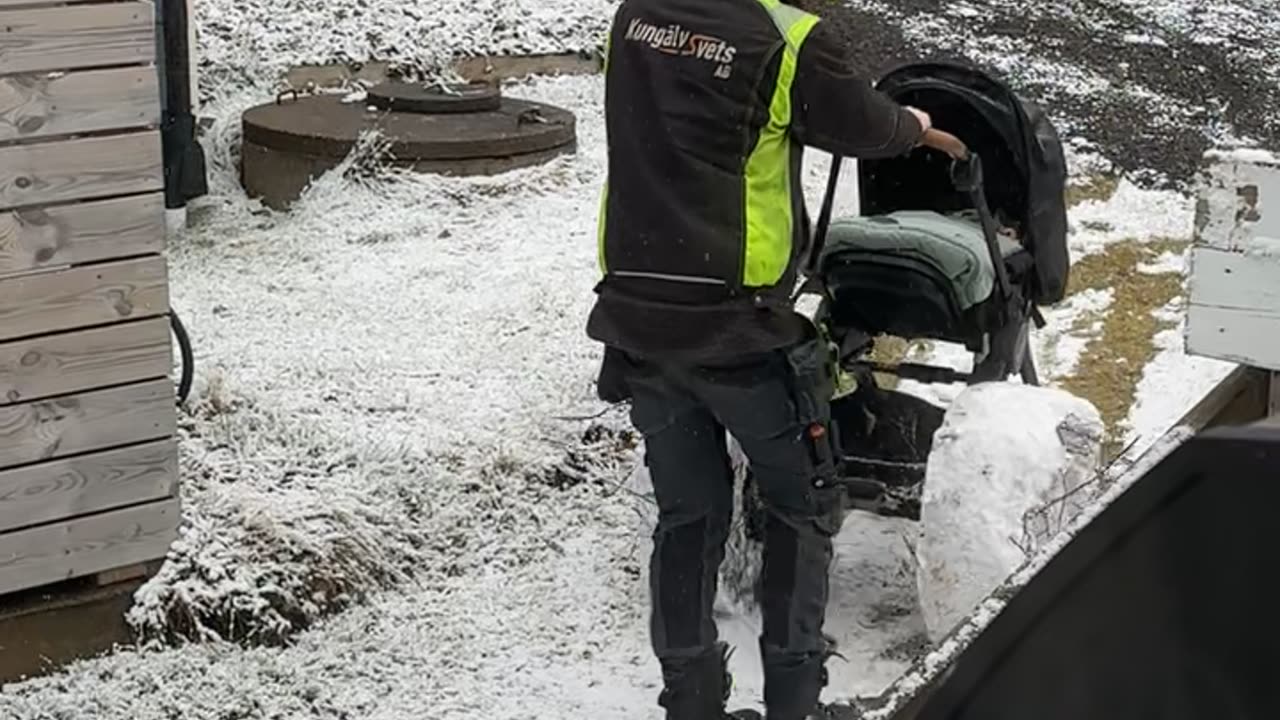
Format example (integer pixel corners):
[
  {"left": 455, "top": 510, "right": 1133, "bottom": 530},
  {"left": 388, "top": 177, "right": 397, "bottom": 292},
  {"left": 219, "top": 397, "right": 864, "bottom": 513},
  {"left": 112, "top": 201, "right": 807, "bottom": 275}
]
[
  {"left": 596, "top": 346, "right": 635, "bottom": 404},
  {"left": 784, "top": 337, "right": 839, "bottom": 487},
  {"left": 628, "top": 383, "right": 680, "bottom": 441}
]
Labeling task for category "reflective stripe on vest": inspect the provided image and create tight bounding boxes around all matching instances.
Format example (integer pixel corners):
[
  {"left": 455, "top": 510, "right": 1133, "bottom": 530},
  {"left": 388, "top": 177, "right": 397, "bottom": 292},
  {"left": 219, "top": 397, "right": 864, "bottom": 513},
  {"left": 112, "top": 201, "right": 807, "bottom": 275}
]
[{"left": 743, "top": 0, "right": 818, "bottom": 287}]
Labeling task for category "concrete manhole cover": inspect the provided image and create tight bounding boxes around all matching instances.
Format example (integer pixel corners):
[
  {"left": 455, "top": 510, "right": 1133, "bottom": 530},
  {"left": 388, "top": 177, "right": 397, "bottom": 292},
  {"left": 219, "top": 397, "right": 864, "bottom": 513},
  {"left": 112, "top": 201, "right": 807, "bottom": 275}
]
[
  {"left": 240, "top": 81, "right": 578, "bottom": 209},
  {"left": 366, "top": 81, "right": 503, "bottom": 114}
]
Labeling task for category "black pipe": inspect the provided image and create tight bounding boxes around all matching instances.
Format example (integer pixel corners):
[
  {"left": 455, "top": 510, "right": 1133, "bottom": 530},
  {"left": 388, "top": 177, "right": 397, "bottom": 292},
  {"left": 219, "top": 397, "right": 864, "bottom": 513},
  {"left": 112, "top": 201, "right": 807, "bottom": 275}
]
[{"left": 158, "top": 0, "right": 208, "bottom": 210}]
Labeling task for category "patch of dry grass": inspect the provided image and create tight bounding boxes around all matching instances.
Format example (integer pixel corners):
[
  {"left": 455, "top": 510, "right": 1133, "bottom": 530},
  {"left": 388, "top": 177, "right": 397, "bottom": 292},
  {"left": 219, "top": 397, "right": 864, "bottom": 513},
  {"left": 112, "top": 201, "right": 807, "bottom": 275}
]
[
  {"left": 1057, "top": 238, "right": 1189, "bottom": 458},
  {"left": 868, "top": 335, "right": 934, "bottom": 390},
  {"left": 1065, "top": 174, "right": 1121, "bottom": 208}
]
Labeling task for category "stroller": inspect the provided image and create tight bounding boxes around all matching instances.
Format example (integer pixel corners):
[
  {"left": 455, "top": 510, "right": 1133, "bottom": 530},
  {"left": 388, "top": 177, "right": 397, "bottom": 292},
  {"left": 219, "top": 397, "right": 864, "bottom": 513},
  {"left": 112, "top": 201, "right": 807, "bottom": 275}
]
[{"left": 748, "top": 62, "right": 1070, "bottom": 523}]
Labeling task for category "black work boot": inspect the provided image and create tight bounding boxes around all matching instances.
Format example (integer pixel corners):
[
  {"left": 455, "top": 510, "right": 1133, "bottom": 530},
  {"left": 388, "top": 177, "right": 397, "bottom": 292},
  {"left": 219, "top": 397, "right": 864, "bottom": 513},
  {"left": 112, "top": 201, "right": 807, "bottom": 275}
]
[
  {"left": 762, "top": 635, "right": 846, "bottom": 720},
  {"left": 657, "top": 642, "right": 736, "bottom": 720}
]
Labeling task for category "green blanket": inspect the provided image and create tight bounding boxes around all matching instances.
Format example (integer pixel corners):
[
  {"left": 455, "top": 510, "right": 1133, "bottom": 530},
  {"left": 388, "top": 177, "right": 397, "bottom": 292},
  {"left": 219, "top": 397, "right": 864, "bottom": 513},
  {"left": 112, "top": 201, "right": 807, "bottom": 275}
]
[{"left": 820, "top": 210, "right": 1020, "bottom": 310}]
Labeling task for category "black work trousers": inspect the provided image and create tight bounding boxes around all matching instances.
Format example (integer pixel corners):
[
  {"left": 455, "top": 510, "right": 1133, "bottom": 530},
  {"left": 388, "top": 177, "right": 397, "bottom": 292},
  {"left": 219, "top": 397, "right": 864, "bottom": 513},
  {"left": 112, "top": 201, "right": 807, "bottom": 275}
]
[{"left": 601, "top": 330, "right": 844, "bottom": 719}]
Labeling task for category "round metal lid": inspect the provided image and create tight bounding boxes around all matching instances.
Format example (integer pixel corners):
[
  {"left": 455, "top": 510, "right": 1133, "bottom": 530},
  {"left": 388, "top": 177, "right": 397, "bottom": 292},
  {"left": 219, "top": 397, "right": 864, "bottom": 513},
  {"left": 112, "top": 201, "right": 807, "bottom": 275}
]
[
  {"left": 241, "top": 92, "right": 576, "bottom": 161},
  {"left": 366, "top": 81, "right": 502, "bottom": 114}
]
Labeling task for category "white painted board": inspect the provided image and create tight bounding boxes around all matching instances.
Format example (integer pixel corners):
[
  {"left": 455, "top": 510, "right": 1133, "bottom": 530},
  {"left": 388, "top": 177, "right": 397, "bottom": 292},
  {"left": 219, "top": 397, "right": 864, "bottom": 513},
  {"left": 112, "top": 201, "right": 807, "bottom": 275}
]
[{"left": 1186, "top": 246, "right": 1280, "bottom": 371}]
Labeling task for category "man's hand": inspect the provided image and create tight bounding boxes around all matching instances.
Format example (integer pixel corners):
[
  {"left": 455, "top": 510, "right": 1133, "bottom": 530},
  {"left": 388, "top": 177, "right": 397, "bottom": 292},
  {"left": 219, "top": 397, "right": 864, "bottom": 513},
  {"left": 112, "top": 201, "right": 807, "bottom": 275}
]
[{"left": 906, "top": 106, "right": 933, "bottom": 137}]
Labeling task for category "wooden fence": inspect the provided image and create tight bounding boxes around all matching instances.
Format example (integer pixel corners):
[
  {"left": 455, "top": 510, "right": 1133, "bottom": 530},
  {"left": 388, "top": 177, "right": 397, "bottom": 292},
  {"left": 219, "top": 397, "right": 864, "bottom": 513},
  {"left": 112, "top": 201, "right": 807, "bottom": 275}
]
[{"left": 0, "top": 0, "right": 181, "bottom": 596}]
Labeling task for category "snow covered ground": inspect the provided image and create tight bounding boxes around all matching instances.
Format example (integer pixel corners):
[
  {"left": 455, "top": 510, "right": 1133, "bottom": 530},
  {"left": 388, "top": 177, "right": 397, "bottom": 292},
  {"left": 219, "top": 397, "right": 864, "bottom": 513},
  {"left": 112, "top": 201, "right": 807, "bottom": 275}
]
[
  {"left": 0, "top": 0, "right": 1259, "bottom": 716},
  {"left": 0, "top": 70, "right": 1236, "bottom": 718}
]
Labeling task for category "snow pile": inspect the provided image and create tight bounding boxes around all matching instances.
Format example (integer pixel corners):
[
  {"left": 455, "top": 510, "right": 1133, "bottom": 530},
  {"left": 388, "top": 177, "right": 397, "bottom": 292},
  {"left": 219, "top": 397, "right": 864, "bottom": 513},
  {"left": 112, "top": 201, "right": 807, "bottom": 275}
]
[{"left": 914, "top": 383, "right": 1105, "bottom": 643}]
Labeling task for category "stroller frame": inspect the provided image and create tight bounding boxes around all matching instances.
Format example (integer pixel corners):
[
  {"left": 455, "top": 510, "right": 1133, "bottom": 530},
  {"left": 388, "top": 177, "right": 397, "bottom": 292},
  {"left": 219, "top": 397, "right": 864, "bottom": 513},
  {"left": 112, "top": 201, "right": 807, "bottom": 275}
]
[
  {"left": 804, "top": 138, "right": 1045, "bottom": 390},
  {"left": 741, "top": 62, "right": 1071, "bottom": 523}
]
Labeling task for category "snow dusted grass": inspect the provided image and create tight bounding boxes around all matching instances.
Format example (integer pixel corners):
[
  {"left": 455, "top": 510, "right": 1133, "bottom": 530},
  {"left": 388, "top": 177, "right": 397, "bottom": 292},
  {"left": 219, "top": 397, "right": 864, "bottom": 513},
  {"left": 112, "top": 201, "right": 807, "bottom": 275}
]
[
  {"left": 195, "top": 0, "right": 618, "bottom": 98},
  {"left": 1, "top": 73, "right": 675, "bottom": 719},
  {"left": 113, "top": 74, "right": 639, "bottom": 646},
  {"left": 130, "top": 393, "right": 429, "bottom": 643}
]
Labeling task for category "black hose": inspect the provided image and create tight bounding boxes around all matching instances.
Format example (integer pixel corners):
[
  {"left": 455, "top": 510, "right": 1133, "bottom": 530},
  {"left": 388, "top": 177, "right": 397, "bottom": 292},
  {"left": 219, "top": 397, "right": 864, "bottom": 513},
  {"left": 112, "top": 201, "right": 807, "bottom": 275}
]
[{"left": 170, "top": 310, "right": 195, "bottom": 406}]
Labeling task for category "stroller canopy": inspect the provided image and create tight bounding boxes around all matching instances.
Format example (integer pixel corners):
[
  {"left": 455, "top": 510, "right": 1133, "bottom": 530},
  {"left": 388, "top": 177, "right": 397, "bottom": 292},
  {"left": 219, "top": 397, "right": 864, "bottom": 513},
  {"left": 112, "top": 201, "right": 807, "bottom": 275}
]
[{"left": 857, "top": 62, "right": 1070, "bottom": 305}]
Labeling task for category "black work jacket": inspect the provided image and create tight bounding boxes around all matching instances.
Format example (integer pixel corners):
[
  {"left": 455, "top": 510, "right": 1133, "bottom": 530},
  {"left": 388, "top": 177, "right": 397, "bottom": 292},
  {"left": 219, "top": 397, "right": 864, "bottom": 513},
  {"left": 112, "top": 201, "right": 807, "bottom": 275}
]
[{"left": 587, "top": 0, "right": 924, "bottom": 363}]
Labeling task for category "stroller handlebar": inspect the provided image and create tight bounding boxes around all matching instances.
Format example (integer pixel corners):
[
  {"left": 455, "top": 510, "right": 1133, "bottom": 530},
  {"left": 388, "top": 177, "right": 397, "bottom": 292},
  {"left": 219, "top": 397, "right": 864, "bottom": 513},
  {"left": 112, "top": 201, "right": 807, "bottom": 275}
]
[{"left": 922, "top": 128, "right": 970, "bottom": 161}]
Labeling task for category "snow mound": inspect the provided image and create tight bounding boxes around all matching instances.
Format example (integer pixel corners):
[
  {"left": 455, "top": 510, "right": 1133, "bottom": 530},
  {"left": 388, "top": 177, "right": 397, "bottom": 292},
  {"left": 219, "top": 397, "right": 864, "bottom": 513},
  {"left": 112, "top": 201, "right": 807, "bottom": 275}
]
[{"left": 915, "top": 383, "right": 1104, "bottom": 643}]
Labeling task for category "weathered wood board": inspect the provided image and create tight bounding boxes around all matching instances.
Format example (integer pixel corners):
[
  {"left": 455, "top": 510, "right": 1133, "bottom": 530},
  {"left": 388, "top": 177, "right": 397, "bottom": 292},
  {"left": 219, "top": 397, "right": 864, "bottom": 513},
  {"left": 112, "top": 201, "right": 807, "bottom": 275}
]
[
  {"left": 0, "top": 0, "right": 178, "bottom": 602},
  {"left": 0, "top": 131, "right": 163, "bottom": 210},
  {"left": 0, "top": 0, "right": 109, "bottom": 7},
  {"left": 0, "top": 497, "right": 180, "bottom": 596},
  {"left": 0, "top": 2, "right": 154, "bottom": 76},
  {"left": 0, "top": 66, "right": 159, "bottom": 142},
  {"left": 1195, "top": 149, "right": 1280, "bottom": 253},
  {"left": 0, "top": 317, "right": 170, "bottom": 405},
  {"left": 0, "top": 255, "right": 168, "bottom": 342},
  {"left": 1186, "top": 246, "right": 1280, "bottom": 372},
  {"left": 0, "top": 438, "right": 176, "bottom": 533},
  {"left": 1187, "top": 149, "right": 1280, "bottom": 372},
  {"left": 0, "top": 193, "right": 164, "bottom": 276},
  {"left": 0, "top": 378, "right": 175, "bottom": 469},
  {"left": 1186, "top": 304, "right": 1280, "bottom": 371},
  {"left": 1188, "top": 245, "right": 1280, "bottom": 312}
]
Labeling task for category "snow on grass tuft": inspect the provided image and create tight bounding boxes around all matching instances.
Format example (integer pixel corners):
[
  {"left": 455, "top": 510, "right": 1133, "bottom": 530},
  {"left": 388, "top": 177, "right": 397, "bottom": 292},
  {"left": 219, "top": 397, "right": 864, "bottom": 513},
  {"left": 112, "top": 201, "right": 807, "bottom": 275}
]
[{"left": 128, "top": 390, "right": 429, "bottom": 644}]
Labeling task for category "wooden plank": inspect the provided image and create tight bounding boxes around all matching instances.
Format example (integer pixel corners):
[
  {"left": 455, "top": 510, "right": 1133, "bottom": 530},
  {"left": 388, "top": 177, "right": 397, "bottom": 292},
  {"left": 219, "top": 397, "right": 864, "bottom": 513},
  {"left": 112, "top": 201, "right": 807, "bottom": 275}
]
[
  {"left": 0, "top": 131, "right": 162, "bottom": 210},
  {"left": 0, "top": 255, "right": 168, "bottom": 343},
  {"left": 1186, "top": 247, "right": 1280, "bottom": 371},
  {"left": 0, "top": 317, "right": 170, "bottom": 405},
  {"left": 0, "top": 2, "right": 154, "bottom": 76},
  {"left": 92, "top": 561, "right": 149, "bottom": 586},
  {"left": 0, "top": 193, "right": 164, "bottom": 276},
  {"left": 1188, "top": 246, "right": 1280, "bottom": 312},
  {"left": 0, "top": 438, "right": 176, "bottom": 533},
  {"left": 0, "top": 378, "right": 174, "bottom": 469},
  {"left": 1186, "top": 304, "right": 1280, "bottom": 373},
  {"left": 0, "top": 0, "right": 117, "bottom": 6},
  {"left": 0, "top": 497, "right": 179, "bottom": 596},
  {"left": 1195, "top": 149, "right": 1280, "bottom": 253},
  {"left": 0, "top": 66, "right": 159, "bottom": 142}
]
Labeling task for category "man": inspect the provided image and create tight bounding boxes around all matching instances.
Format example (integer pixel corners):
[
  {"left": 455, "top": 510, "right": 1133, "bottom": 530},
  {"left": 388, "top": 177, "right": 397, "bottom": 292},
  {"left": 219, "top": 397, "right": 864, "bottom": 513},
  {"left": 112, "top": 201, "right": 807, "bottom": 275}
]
[{"left": 587, "top": 0, "right": 931, "bottom": 718}]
